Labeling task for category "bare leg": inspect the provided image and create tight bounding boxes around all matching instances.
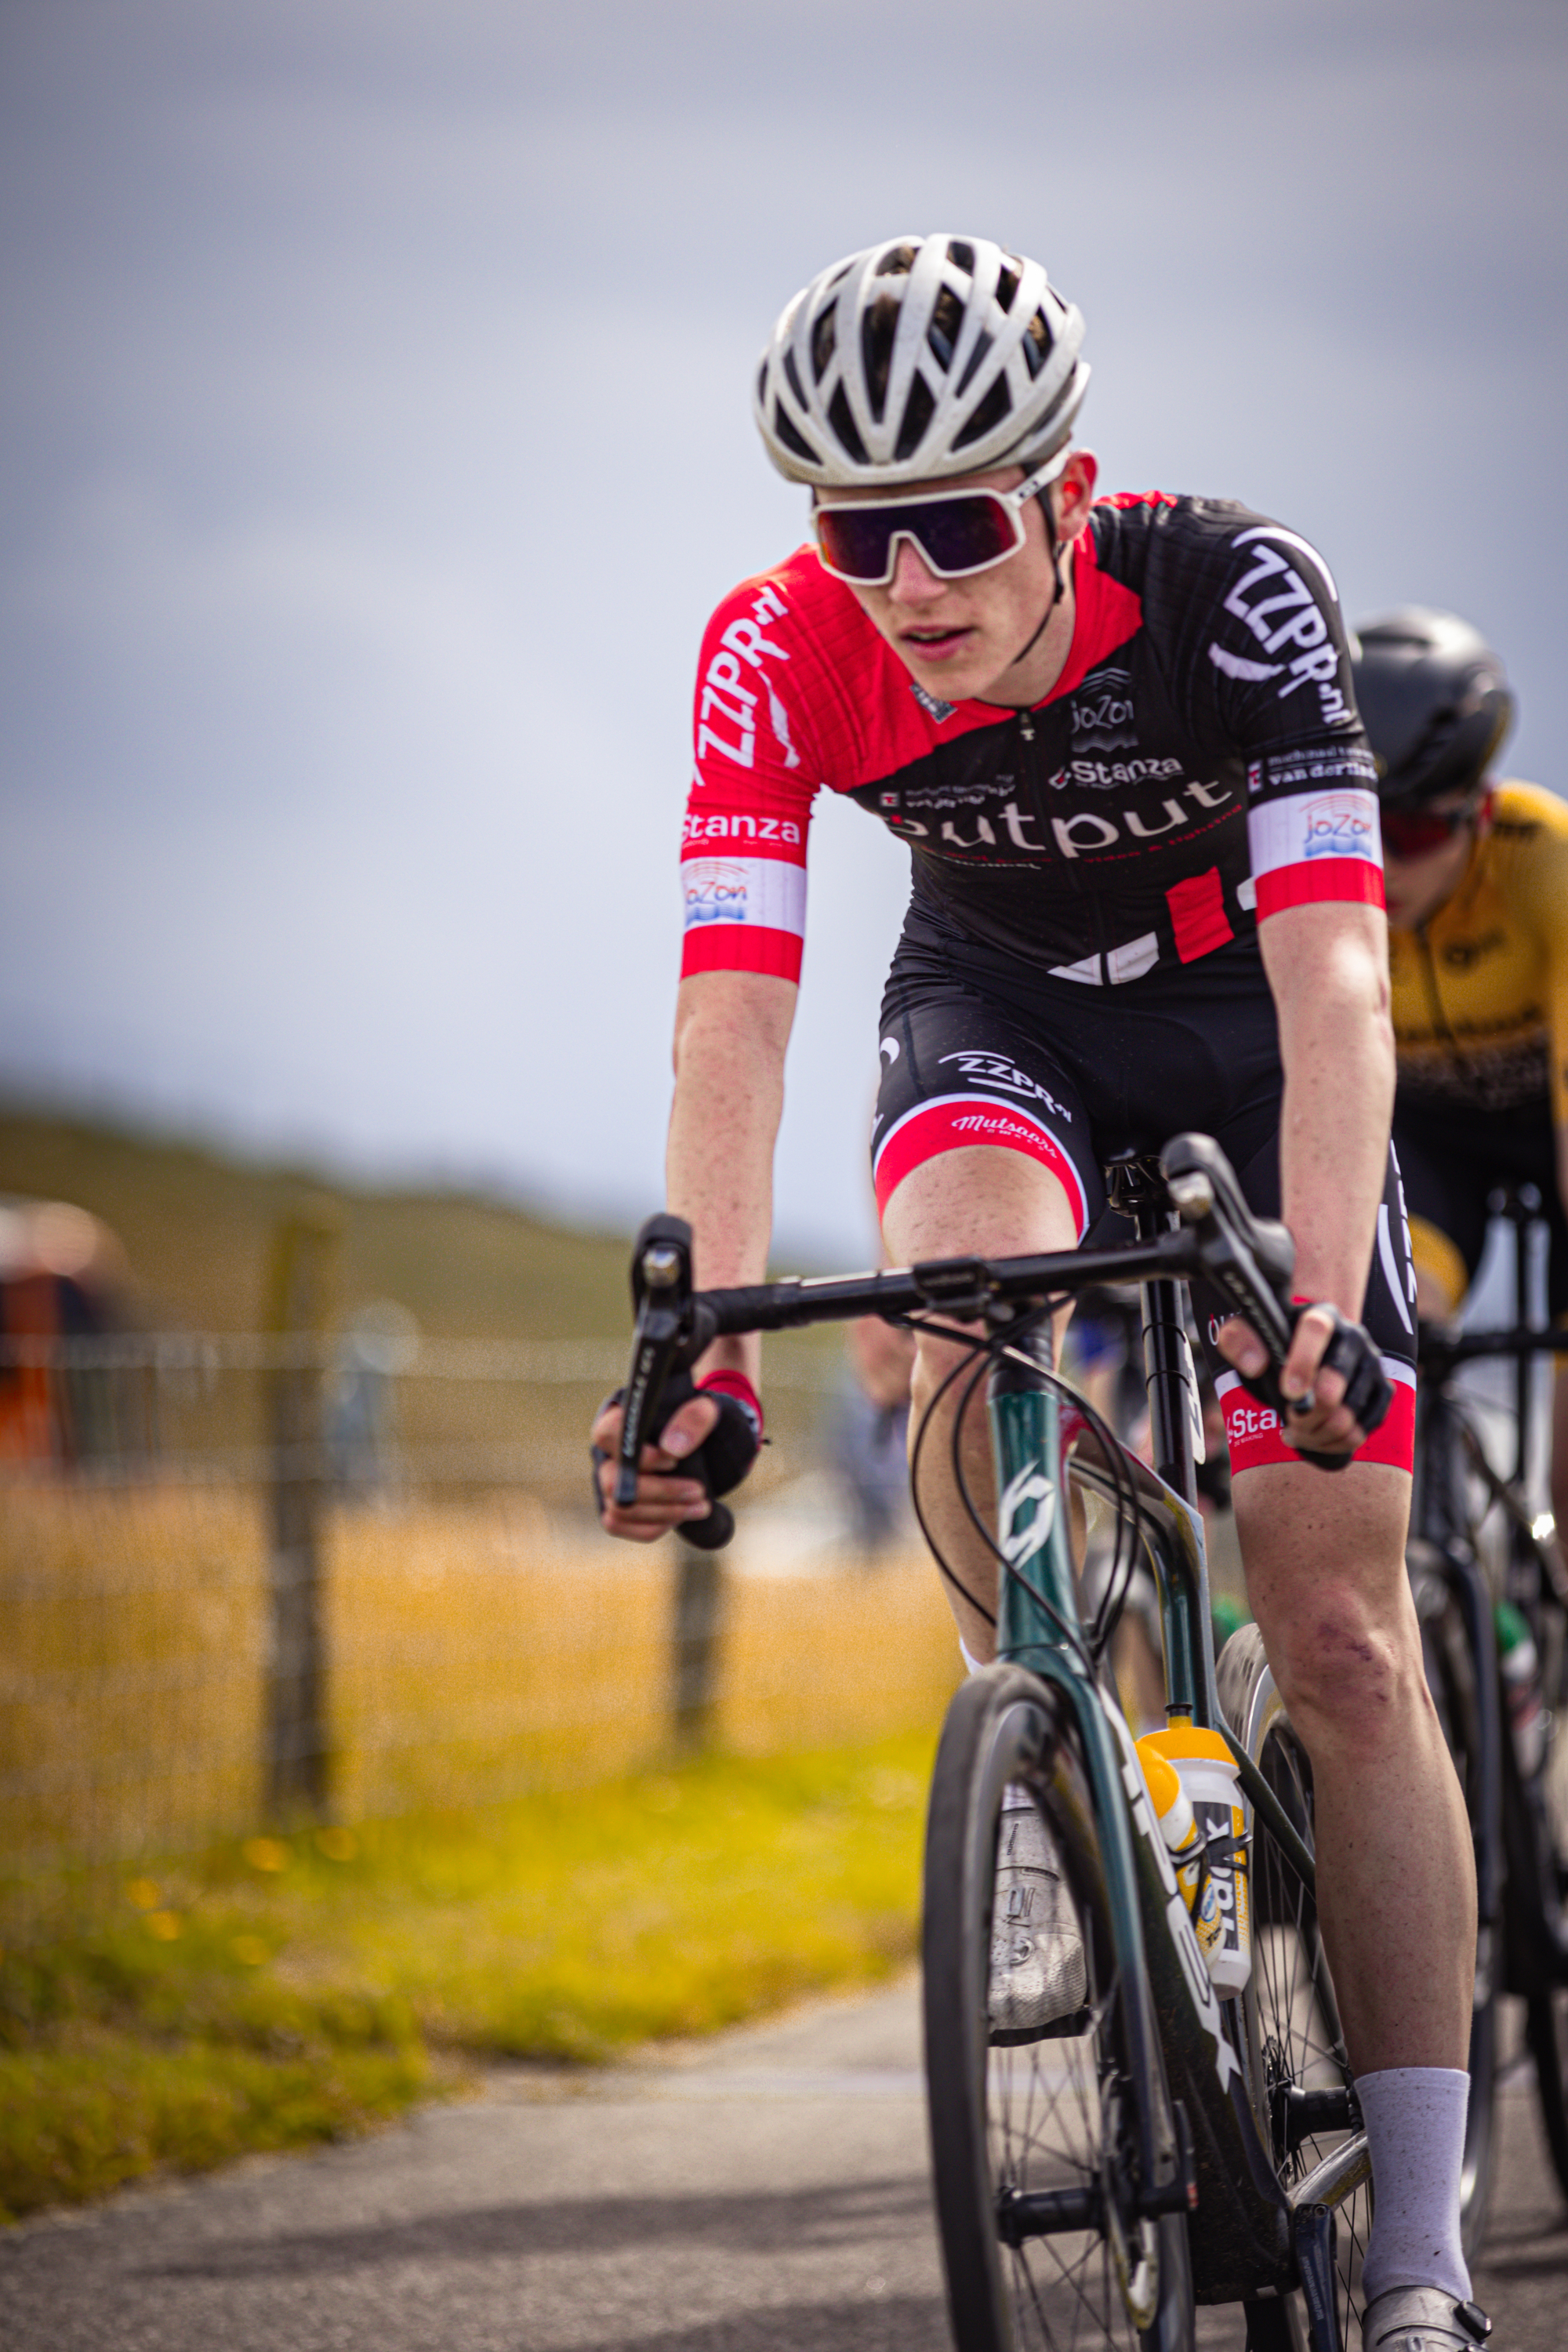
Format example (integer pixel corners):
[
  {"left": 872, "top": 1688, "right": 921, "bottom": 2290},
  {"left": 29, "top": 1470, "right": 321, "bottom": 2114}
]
[
  {"left": 880, "top": 1145, "right": 1080, "bottom": 1664},
  {"left": 1234, "top": 1459, "right": 1475, "bottom": 2071}
]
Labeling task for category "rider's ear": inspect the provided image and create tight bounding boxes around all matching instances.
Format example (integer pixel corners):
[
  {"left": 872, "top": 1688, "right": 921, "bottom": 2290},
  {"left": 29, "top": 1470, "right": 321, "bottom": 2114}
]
[{"left": 1055, "top": 449, "right": 1099, "bottom": 536}]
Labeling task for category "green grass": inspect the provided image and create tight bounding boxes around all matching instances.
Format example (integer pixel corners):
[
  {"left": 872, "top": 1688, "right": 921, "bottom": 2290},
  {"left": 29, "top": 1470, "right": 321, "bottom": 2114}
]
[{"left": 0, "top": 1733, "right": 933, "bottom": 2223}]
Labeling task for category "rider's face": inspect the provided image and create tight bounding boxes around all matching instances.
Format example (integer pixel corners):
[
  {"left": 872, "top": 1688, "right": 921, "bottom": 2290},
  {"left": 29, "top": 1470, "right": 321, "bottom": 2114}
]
[
  {"left": 815, "top": 452, "right": 1095, "bottom": 704},
  {"left": 1381, "top": 793, "right": 1482, "bottom": 929}
]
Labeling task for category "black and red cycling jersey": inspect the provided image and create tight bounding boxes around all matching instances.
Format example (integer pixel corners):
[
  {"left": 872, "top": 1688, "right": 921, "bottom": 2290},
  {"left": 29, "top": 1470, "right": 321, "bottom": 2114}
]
[{"left": 680, "top": 491, "right": 1383, "bottom": 989}]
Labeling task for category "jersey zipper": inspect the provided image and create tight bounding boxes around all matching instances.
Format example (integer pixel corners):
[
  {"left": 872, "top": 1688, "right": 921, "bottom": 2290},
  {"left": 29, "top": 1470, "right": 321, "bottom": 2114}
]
[{"left": 1017, "top": 706, "right": 1106, "bottom": 967}]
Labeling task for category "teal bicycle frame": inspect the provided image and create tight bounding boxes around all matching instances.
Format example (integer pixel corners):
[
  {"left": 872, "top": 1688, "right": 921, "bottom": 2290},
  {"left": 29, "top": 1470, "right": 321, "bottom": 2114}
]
[{"left": 985, "top": 1257, "right": 1369, "bottom": 2340}]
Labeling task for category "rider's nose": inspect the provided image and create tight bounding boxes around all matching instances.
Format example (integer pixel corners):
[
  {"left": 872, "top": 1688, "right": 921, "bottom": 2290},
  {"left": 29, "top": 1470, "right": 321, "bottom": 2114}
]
[{"left": 888, "top": 537, "right": 944, "bottom": 603}]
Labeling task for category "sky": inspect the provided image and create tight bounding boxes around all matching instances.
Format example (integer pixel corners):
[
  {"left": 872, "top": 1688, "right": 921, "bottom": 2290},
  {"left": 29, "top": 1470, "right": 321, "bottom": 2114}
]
[{"left": 2, "top": 0, "right": 1565, "bottom": 1266}]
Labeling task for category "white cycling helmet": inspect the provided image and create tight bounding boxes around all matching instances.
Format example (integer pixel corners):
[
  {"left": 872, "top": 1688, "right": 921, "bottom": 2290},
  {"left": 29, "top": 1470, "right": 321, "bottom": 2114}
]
[{"left": 754, "top": 234, "right": 1089, "bottom": 488}]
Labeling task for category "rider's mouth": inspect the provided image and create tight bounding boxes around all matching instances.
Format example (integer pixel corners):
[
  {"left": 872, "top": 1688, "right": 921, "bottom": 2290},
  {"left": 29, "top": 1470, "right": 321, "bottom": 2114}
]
[{"left": 901, "top": 626, "right": 973, "bottom": 661}]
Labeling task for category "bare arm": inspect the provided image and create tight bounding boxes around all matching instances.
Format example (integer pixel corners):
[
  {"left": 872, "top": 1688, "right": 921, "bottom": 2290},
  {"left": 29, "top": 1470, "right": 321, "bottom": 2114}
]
[
  {"left": 1265, "top": 898, "right": 1395, "bottom": 1313},
  {"left": 1219, "top": 899, "right": 1395, "bottom": 1450},
  {"left": 593, "top": 969, "right": 796, "bottom": 1537},
  {"left": 667, "top": 969, "right": 797, "bottom": 1390}
]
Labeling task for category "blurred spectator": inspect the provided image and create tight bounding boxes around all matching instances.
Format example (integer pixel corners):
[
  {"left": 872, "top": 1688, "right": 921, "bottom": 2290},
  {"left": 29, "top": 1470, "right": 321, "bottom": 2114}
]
[
  {"left": 326, "top": 1301, "right": 419, "bottom": 1501},
  {"left": 829, "top": 1315, "right": 917, "bottom": 1553},
  {"left": 0, "top": 1198, "right": 129, "bottom": 1467}
]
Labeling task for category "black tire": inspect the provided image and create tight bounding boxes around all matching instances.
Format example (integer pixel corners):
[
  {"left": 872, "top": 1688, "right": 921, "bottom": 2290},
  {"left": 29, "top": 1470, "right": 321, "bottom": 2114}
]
[
  {"left": 923, "top": 1665, "right": 1195, "bottom": 2352},
  {"left": 1407, "top": 1541, "right": 1501, "bottom": 2258},
  {"left": 1218, "top": 1627, "right": 1370, "bottom": 2352}
]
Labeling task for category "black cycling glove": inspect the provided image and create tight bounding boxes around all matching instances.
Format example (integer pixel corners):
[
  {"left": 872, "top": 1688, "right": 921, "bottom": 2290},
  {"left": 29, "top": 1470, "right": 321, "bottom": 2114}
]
[
  {"left": 1231, "top": 1302, "right": 1392, "bottom": 1474},
  {"left": 590, "top": 1369, "right": 763, "bottom": 1525}
]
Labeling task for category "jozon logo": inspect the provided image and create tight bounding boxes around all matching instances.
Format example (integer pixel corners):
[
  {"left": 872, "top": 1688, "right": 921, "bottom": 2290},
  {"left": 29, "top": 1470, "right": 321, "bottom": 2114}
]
[
  {"left": 683, "top": 861, "right": 750, "bottom": 926},
  {"left": 1301, "top": 794, "right": 1376, "bottom": 860}
]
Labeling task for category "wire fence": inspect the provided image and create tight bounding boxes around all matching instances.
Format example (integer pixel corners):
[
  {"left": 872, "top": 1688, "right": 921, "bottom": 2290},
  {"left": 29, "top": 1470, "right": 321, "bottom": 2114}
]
[{"left": 0, "top": 1326, "right": 953, "bottom": 1927}]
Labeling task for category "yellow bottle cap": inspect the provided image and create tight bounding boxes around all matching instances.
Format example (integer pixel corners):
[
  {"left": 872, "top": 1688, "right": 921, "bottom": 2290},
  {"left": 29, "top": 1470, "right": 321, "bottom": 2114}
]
[
  {"left": 1141, "top": 1726, "right": 1236, "bottom": 1766},
  {"left": 1134, "top": 1734, "right": 1183, "bottom": 1817}
]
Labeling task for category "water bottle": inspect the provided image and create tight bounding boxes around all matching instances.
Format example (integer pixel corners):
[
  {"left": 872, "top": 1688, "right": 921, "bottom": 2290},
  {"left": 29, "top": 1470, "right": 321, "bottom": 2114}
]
[
  {"left": 1140, "top": 1726, "right": 1251, "bottom": 1994},
  {"left": 1497, "top": 1599, "right": 1547, "bottom": 1780},
  {"left": 1137, "top": 1734, "right": 1225, "bottom": 1976}
]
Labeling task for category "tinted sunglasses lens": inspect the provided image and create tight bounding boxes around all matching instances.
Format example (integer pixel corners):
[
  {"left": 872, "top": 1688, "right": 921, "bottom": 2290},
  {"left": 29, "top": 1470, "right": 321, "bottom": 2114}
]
[
  {"left": 815, "top": 495, "right": 1018, "bottom": 583},
  {"left": 1381, "top": 809, "right": 1463, "bottom": 856},
  {"left": 815, "top": 507, "right": 898, "bottom": 581},
  {"left": 913, "top": 496, "right": 1019, "bottom": 575}
]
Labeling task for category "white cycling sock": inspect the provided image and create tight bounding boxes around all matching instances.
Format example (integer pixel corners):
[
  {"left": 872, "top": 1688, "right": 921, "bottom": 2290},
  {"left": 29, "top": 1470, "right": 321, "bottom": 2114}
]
[
  {"left": 959, "top": 1637, "right": 985, "bottom": 1676},
  {"left": 1356, "top": 2066, "right": 1471, "bottom": 2304}
]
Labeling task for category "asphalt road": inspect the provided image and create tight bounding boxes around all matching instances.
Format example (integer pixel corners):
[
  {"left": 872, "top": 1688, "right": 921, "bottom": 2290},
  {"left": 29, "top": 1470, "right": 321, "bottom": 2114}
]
[{"left": 2, "top": 1982, "right": 1565, "bottom": 2350}]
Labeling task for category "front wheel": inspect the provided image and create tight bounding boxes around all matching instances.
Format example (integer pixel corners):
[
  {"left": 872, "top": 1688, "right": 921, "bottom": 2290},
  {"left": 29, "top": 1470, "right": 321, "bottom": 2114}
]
[{"left": 922, "top": 1665, "right": 1194, "bottom": 2352}]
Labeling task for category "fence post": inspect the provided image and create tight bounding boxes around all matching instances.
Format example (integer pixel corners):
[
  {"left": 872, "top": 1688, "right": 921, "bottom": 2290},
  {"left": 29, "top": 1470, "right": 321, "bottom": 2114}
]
[
  {"left": 263, "top": 1207, "right": 339, "bottom": 1820},
  {"left": 670, "top": 1536, "right": 727, "bottom": 1750}
]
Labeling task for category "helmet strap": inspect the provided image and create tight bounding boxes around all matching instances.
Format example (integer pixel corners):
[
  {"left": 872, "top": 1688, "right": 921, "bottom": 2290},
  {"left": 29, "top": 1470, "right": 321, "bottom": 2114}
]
[{"left": 1003, "top": 483, "right": 1067, "bottom": 673}]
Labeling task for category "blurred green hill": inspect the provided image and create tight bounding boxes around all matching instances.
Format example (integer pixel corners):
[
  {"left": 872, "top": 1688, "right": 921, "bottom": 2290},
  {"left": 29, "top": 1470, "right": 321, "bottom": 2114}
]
[{"left": 0, "top": 1104, "right": 633, "bottom": 1341}]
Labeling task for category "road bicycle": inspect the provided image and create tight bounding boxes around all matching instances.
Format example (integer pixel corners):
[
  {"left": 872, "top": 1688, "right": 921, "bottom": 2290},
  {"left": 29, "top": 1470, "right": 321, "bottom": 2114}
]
[
  {"left": 613, "top": 1133, "right": 1374, "bottom": 2352},
  {"left": 1405, "top": 1184, "right": 1568, "bottom": 2252}
]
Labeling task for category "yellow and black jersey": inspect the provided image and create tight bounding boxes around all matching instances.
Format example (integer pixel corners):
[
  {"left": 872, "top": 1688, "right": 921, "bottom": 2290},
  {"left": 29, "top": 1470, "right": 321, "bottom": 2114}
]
[{"left": 1388, "top": 780, "right": 1568, "bottom": 1126}]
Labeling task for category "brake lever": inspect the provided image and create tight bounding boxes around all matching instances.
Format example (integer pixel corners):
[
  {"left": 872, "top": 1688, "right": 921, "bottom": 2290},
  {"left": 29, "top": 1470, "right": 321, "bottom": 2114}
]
[
  {"left": 1161, "top": 1134, "right": 1353, "bottom": 1473},
  {"left": 1161, "top": 1134, "right": 1294, "bottom": 1360},
  {"left": 617, "top": 1215, "right": 698, "bottom": 1508},
  {"left": 616, "top": 1218, "right": 735, "bottom": 1542}
]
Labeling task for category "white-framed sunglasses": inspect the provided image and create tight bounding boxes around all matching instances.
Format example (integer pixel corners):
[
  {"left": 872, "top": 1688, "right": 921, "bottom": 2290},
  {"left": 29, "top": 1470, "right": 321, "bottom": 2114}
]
[{"left": 813, "top": 449, "right": 1069, "bottom": 586}]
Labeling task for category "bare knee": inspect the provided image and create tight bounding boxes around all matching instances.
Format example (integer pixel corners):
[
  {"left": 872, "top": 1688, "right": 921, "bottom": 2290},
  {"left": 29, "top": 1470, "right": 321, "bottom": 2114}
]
[
  {"left": 1233, "top": 1461, "right": 1420, "bottom": 1756},
  {"left": 1258, "top": 1577, "right": 1423, "bottom": 1749}
]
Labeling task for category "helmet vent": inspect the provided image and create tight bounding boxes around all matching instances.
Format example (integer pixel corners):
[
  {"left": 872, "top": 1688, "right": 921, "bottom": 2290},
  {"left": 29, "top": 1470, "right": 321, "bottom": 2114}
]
[
  {"left": 862, "top": 292, "right": 901, "bottom": 422},
  {"left": 810, "top": 306, "right": 837, "bottom": 383},
  {"left": 1021, "top": 310, "right": 1054, "bottom": 380},
  {"left": 827, "top": 384, "right": 870, "bottom": 465},
  {"left": 952, "top": 372, "right": 1012, "bottom": 450},
  {"left": 771, "top": 402, "right": 818, "bottom": 467},
  {"left": 955, "top": 332, "right": 994, "bottom": 397},
  {"left": 946, "top": 239, "right": 975, "bottom": 276},
  {"left": 895, "top": 375, "right": 936, "bottom": 463},
  {"left": 782, "top": 347, "right": 808, "bottom": 412},
  {"left": 927, "top": 285, "right": 964, "bottom": 372},
  {"left": 873, "top": 241, "right": 917, "bottom": 278},
  {"left": 995, "top": 262, "right": 1020, "bottom": 314}
]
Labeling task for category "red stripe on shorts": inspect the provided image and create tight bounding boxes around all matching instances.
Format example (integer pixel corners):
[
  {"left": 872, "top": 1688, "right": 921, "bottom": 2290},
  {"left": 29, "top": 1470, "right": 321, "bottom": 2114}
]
[
  {"left": 873, "top": 1095, "right": 1088, "bottom": 1234},
  {"left": 1218, "top": 1363, "right": 1414, "bottom": 1474}
]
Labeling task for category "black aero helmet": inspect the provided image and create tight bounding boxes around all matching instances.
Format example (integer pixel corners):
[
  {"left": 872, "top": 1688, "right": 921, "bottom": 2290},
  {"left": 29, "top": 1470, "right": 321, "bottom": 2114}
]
[{"left": 1350, "top": 607, "right": 1514, "bottom": 808}]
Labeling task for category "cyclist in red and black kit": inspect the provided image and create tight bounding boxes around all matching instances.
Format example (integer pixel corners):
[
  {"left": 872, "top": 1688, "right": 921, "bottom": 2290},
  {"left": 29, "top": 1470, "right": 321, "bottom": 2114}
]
[{"left": 593, "top": 237, "right": 1481, "bottom": 2352}]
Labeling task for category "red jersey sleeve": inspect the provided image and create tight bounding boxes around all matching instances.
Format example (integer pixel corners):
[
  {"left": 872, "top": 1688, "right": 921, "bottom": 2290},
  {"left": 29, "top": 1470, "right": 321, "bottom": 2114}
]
[{"left": 681, "top": 568, "right": 821, "bottom": 984}]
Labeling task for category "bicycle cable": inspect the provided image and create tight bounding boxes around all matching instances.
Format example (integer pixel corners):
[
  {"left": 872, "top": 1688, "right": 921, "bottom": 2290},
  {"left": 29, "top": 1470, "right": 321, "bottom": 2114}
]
[{"left": 899, "top": 1300, "right": 1146, "bottom": 1674}]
